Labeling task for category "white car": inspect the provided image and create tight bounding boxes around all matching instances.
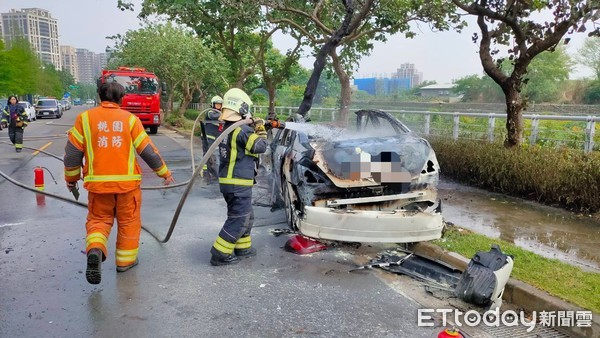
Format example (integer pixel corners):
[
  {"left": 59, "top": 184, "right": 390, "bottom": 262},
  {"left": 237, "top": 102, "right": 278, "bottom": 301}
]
[{"left": 18, "top": 101, "right": 36, "bottom": 122}]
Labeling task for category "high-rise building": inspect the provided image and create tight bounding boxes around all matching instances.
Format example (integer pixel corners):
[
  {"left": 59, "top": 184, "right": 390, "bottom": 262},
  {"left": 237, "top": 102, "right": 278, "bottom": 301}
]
[
  {"left": 392, "top": 63, "right": 423, "bottom": 88},
  {"left": 60, "top": 45, "right": 79, "bottom": 83},
  {"left": 1, "top": 8, "right": 61, "bottom": 70},
  {"left": 76, "top": 48, "right": 105, "bottom": 84}
]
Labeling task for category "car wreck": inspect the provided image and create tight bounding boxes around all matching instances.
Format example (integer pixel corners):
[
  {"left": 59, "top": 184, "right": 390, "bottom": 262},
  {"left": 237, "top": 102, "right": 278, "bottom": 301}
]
[{"left": 270, "top": 109, "right": 443, "bottom": 243}]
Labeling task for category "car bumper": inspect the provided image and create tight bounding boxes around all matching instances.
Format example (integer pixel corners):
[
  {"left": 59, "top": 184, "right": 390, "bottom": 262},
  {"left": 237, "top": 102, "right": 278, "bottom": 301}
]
[{"left": 298, "top": 206, "right": 443, "bottom": 243}]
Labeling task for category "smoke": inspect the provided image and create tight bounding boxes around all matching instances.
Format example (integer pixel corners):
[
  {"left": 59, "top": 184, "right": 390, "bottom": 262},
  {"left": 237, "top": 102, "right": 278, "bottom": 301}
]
[{"left": 284, "top": 122, "right": 399, "bottom": 143}]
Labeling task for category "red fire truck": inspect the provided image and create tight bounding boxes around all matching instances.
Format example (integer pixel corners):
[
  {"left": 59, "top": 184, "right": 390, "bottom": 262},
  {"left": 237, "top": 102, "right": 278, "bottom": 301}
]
[{"left": 98, "top": 67, "right": 164, "bottom": 134}]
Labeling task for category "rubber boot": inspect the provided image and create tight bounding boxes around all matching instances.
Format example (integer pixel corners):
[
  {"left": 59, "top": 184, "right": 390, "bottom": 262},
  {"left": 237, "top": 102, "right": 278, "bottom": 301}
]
[
  {"left": 210, "top": 254, "right": 240, "bottom": 266},
  {"left": 86, "top": 248, "right": 103, "bottom": 284},
  {"left": 116, "top": 258, "right": 139, "bottom": 273},
  {"left": 234, "top": 247, "right": 257, "bottom": 258}
]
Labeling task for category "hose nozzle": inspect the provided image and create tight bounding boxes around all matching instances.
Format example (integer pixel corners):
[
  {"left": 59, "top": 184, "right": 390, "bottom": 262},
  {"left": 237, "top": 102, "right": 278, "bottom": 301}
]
[{"left": 265, "top": 119, "right": 285, "bottom": 129}]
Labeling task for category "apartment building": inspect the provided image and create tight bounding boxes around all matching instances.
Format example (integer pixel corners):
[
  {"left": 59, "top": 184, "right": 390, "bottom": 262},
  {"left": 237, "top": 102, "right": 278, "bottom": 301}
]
[{"left": 1, "top": 8, "right": 61, "bottom": 70}]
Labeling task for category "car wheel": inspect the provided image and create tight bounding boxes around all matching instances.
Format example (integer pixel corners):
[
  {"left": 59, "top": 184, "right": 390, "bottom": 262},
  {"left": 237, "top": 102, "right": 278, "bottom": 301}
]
[
  {"left": 282, "top": 177, "right": 299, "bottom": 231},
  {"left": 149, "top": 125, "right": 158, "bottom": 134}
]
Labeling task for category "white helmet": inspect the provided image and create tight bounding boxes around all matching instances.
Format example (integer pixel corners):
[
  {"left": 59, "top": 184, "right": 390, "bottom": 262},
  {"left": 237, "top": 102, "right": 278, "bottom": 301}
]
[{"left": 220, "top": 88, "right": 252, "bottom": 121}]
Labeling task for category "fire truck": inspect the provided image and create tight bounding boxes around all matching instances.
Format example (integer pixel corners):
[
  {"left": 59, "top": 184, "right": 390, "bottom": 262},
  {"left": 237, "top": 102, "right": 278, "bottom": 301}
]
[{"left": 98, "top": 67, "right": 164, "bottom": 134}]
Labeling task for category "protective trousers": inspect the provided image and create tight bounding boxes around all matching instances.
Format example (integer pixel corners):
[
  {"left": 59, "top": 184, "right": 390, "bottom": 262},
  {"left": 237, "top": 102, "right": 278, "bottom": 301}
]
[
  {"left": 211, "top": 194, "right": 254, "bottom": 259},
  {"left": 85, "top": 189, "right": 142, "bottom": 268},
  {"left": 8, "top": 126, "right": 24, "bottom": 151}
]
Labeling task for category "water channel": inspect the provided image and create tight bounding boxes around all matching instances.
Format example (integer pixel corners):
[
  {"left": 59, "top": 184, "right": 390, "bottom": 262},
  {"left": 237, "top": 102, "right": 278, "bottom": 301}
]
[{"left": 439, "top": 179, "right": 600, "bottom": 272}]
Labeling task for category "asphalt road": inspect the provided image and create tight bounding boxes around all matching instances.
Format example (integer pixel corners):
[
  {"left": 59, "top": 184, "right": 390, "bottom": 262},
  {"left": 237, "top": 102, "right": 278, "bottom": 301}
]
[{"left": 0, "top": 106, "right": 452, "bottom": 337}]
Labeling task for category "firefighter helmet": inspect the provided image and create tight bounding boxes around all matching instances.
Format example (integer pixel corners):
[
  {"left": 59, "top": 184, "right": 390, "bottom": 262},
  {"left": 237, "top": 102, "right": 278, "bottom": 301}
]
[
  {"left": 211, "top": 95, "right": 223, "bottom": 109},
  {"left": 220, "top": 88, "right": 252, "bottom": 122}
]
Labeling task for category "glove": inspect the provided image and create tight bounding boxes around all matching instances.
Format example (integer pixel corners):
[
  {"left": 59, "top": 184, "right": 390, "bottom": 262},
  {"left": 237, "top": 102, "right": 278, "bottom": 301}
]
[{"left": 253, "top": 119, "right": 267, "bottom": 137}]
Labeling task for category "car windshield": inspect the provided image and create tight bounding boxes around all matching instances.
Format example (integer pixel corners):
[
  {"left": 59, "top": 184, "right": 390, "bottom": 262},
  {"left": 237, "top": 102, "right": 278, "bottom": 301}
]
[
  {"left": 106, "top": 75, "right": 158, "bottom": 95},
  {"left": 17, "top": 102, "right": 28, "bottom": 108},
  {"left": 37, "top": 100, "right": 57, "bottom": 107}
]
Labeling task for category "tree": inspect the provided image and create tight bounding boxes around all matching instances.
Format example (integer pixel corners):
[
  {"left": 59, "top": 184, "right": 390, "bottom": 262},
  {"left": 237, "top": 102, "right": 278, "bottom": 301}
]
[
  {"left": 450, "top": 0, "right": 600, "bottom": 147},
  {"left": 263, "top": 0, "right": 460, "bottom": 122},
  {"left": 576, "top": 37, "right": 600, "bottom": 79},
  {"left": 453, "top": 74, "right": 504, "bottom": 102},
  {"left": 525, "top": 46, "right": 572, "bottom": 103},
  {"left": 109, "top": 23, "right": 228, "bottom": 116}
]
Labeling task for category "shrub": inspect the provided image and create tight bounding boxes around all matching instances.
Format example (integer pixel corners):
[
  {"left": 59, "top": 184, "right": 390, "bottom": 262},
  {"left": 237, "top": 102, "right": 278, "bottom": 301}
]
[{"left": 429, "top": 138, "right": 600, "bottom": 212}]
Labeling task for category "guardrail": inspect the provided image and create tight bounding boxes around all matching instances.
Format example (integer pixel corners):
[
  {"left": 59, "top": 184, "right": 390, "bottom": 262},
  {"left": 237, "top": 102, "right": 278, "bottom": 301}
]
[{"left": 254, "top": 106, "right": 600, "bottom": 153}]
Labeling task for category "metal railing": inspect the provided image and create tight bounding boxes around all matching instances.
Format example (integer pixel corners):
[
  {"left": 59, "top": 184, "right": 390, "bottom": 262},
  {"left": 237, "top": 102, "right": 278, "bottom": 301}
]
[{"left": 254, "top": 106, "right": 600, "bottom": 153}]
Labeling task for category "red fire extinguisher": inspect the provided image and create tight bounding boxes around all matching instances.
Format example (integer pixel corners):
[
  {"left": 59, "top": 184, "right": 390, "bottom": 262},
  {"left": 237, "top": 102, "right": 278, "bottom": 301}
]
[
  {"left": 438, "top": 327, "right": 463, "bottom": 338},
  {"left": 34, "top": 167, "right": 45, "bottom": 191}
]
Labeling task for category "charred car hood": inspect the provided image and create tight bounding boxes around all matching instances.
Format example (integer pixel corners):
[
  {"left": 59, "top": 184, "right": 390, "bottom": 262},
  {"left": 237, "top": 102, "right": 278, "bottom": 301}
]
[{"left": 312, "top": 135, "right": 433, "bottom": 188}]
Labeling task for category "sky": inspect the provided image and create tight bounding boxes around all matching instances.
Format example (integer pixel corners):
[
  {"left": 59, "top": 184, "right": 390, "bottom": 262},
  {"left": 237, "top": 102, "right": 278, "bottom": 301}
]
[{"left": 0, "top": 0, "right": 595, "bottom": 83}]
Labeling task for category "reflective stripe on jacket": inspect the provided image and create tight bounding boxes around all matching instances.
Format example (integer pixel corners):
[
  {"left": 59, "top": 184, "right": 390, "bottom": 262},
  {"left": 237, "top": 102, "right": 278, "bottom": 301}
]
[
  {"left": 65, "top": 101, "right": 169, "bottom": 193},
  {"left": 218, "top": 123, "right": 268, "bottom": 196}
]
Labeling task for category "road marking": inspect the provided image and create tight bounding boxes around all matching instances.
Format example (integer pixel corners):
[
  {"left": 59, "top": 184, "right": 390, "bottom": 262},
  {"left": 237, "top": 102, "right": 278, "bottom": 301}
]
[
  {"left": 0, "top": 222, "right": 24, "bottom": 228},
  {"left": 32, "top": 142, "right": 52, "bottom": 156}
]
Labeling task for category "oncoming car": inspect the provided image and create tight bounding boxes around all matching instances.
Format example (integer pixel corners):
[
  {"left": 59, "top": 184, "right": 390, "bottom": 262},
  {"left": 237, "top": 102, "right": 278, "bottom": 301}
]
[{"left": 270, "top": 110, "right": 443, "bottom": 243}]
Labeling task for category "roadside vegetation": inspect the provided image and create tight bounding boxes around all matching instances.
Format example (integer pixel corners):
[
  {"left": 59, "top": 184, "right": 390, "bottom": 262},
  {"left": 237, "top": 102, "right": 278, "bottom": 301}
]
[
  {"left": 434, "top": 227, "right": 600, "bottom": 313},
  {"left": 429, "top": 138, "right": 600, "bottom": 213}
]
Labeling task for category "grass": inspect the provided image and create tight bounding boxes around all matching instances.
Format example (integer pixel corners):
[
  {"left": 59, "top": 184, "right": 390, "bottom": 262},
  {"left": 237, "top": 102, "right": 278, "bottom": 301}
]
[{"left": 433, "top": 227, "right": 600, "bottom": 313}]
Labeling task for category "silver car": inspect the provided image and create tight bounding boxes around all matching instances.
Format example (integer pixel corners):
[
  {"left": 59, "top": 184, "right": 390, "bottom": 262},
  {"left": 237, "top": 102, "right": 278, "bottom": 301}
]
[
  {"left": 270, "top": 110, "right": 443, "bottom": 243},
  {"left": 18, "top": 101, "right": 36, "bottom": 121}
]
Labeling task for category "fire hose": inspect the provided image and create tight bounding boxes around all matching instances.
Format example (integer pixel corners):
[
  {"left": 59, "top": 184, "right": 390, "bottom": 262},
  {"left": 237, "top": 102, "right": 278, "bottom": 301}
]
[{"left": 0, "top": 118, "right": 257, "bottom": 243}]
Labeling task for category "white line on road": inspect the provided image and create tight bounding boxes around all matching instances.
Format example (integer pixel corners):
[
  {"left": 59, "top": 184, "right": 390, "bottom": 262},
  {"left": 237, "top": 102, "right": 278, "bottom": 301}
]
[{"left": 0, "top": 222, "right": 24, "bottom": 228}]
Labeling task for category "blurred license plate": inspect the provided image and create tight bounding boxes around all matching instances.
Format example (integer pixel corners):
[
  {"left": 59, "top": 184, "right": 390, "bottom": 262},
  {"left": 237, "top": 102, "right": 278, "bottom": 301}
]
[{"left": 43, "top": 112, "right": 49, "bottom": 115}]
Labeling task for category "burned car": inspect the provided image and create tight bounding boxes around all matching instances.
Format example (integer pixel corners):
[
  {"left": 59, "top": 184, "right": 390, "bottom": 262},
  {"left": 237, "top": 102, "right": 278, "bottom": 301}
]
[{"left": 270, "top": 109, "right": 443, "bottom": 243}]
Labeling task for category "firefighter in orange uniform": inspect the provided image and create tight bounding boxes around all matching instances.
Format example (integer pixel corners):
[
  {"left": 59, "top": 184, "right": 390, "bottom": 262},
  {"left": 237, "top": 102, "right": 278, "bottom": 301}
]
[{"left": 64, "top": 82, "right": 174, "bottom": 284}]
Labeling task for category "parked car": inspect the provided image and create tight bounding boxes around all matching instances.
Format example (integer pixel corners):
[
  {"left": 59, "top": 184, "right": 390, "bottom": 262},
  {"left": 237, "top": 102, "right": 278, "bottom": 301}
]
[
  {"left": 85, "top": 99, "right": 95, "bottom": 105},
  {"left": 35, "top": 99, "right": 62, "bottom": 119},
  {"left": 73, "top": 98, "right": 82, "bottom": 106},
  {"left": 270, "top": 109, "right": 443, "bottom": 243},
  {"left": 61, "top": 99, "right": 71, "bottom": 110},
  {"left": 18, "top": 101, "right": 36, "bottom": 121}
]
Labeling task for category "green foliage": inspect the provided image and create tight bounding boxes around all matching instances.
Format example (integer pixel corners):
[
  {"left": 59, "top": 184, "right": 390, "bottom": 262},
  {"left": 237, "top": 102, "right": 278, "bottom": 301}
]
[
  {"left": 576, "top": 37, "right": 600, "bottom": 80},
  {"left": 429, "top": 138, "right": 600, "bottom": 212},
  {"left": 453, "top": 74, "right": 504, "bottom": 102},
  {"left": 0, "top": 38, "right": 66, "bottom": 98},
  {"left": 583, "top": 79, "right": 600, "bottom": 104},
  {"left": 109, "top": 22, "right": 228, "bottom": 114},
  {"left": 183, "top": 109, "right": 200, "bottom": 121},
  {"left": 523, "top": 47, "right": 572, "bottom": 103},
  {"left": 434, "top": 227, "right": 600, "bottom": 313}
]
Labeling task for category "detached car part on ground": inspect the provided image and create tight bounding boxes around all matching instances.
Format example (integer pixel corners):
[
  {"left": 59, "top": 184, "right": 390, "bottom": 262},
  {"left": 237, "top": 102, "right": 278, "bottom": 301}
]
[{"left": 271, "top": 110, "right": 443, "bottom": 243}]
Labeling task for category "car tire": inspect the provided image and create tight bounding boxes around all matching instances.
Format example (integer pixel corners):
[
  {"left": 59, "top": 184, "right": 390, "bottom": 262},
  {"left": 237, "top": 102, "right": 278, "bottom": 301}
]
[{"left": 149, "top": 125, "right": 158, "bottom": 134}]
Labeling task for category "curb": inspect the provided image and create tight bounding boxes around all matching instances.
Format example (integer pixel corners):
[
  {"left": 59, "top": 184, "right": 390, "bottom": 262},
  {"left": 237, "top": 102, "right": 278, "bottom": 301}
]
[{"left": 409, "top": 242, "right": 600, "bottom": 338}]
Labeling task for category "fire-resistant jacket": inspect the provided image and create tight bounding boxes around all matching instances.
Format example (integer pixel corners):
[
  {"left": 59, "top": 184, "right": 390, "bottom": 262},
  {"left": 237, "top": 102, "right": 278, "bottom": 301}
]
[
  {"left": 64, "top": 101, "right": 171, "bottom": 194},
  {"left": 203, "top": 109, "right": 223, "bottom": 146},
  {"left": 218, "top": 122, "right": 268, "bottom": 197},
  {"left": 1, "top": 105, "right": 28, "bottom": 128}
]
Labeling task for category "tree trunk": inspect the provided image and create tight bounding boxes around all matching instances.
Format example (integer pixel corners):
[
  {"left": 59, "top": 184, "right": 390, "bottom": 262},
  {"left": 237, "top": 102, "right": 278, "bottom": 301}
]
[
  {"left": 178, "top": 82, "right": 194, "bottom": 116},
  {"left": 267, "top": 84, "right": 276, "bottom": 119},
  {"left": 503, "top": 83, "right": 524, "bottom": 148},
  {"left": 297, "top": 0, "right": 357, "bottom": 117},
  {"left": 329, "top": 49, "right": 351, "bottom": 126}
]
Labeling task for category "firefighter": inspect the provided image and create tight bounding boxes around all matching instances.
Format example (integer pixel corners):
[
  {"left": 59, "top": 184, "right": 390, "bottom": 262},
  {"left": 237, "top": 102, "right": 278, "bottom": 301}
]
[
  {"left": 1, "top": 96, "right": 29, "bottom": 152},
  {"left": 201, "top": 95, "right": 224, "bottom": 183},
  {"left": 64, "top": 82, "right": 175, "bottom": 284},
  {"left": 210, "top": 88, "right": 268, "bottom": 266}
]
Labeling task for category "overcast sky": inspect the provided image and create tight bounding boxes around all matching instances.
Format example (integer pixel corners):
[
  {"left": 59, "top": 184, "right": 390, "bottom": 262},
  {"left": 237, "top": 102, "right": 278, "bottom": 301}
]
[{"left": 1, "top": 0, "right": 594, "bottom": 83}]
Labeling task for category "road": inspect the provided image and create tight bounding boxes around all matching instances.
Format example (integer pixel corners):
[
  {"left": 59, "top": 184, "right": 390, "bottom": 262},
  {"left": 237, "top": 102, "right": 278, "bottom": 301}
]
[{"left": 0, "top": 105, "right": 456, "bottom": 337}]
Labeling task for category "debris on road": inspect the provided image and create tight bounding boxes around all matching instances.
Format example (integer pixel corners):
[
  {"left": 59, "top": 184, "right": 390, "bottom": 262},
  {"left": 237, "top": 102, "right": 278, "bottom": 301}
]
[{"left": 284, "top": 235, "right": 328, "bottom": 254}]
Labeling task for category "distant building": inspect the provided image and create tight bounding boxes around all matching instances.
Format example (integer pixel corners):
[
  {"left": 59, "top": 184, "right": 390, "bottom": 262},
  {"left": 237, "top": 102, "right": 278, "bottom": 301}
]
[
  {"left": 60, "top": 45, "right": 79, "bottom": 83},
  {"left": 418, "top": 83, "right": 456, "bottom": 98},
  {"left": 392, "top": 63, "right": 423, "bottom": 88},
  {"left": 1, "top": 8, "right": 61, "bottom": 70},
  {"left": 76, "top": 48, "right": 106, "bottom": 84},
  {"left": 355, "top": 63, "right": 424, "bottom": 95}
]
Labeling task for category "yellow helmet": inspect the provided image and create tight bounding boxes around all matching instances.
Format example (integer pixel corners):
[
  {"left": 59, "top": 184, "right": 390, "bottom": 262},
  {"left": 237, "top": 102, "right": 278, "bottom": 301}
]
[{"left": 220, "top": 88, "right": 252, "bottom": 121}]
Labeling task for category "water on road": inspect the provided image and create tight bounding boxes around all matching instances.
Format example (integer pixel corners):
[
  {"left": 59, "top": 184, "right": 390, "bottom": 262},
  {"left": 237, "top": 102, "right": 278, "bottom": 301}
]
[{"left": 439, "top": 179, "right": 600, "bottom": 272}]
